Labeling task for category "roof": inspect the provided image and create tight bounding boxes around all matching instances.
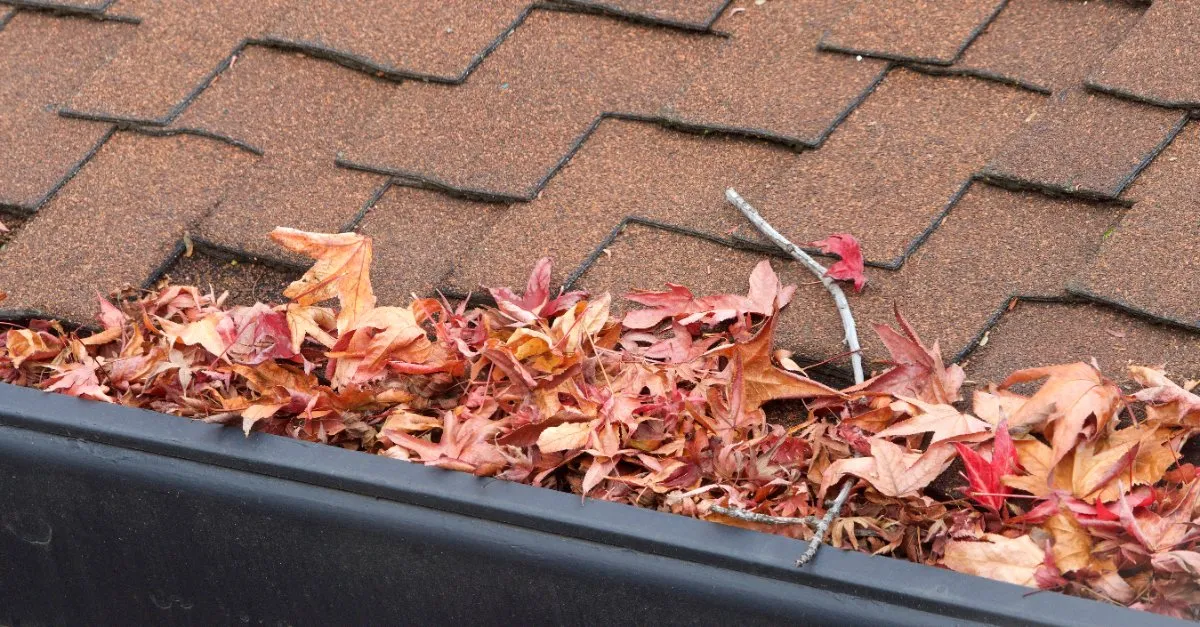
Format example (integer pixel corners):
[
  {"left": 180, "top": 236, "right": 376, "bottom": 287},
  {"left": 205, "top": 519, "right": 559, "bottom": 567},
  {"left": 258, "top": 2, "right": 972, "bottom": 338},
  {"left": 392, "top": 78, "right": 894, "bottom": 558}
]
[{"left": 0, "top": 0, "right": 1196, "bottom": 385}]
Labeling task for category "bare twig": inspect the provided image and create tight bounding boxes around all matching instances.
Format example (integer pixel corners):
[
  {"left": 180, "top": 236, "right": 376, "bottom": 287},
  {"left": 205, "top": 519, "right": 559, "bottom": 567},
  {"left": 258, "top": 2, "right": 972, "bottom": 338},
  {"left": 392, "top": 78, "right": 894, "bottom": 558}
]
[
  {"left": 724, "top": 188, "right": 863, "bottom": 384},
  {"left": 724, "top": 187, "right": 865, "bottom": 567},
  {"left": 710, "top": 505, "right": 820, "bottom": 527}
]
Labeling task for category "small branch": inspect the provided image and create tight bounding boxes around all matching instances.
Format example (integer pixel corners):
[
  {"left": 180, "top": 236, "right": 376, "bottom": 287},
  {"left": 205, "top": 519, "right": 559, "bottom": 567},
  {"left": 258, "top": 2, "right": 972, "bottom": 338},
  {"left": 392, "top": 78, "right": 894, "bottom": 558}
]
[
  {"left": 795, "top": 479, "right": 854, "bottom": 566},
  {"left": 710, "top": 505, "right": 820, "bottom": 527},
  {"left": 725, "top": 187, "right": 865, "bottom": 567},
  {"left": 725, "top": 188, "right": 864, "bottom": 383}
]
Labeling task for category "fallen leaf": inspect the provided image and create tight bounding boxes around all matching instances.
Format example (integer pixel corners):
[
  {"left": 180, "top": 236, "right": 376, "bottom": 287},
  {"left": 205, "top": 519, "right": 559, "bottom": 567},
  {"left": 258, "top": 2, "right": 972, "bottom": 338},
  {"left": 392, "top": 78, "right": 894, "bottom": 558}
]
[
  {"left": 1000, "top": 362, "right": 1122, "bottom": 468},
  {"left": 270, "top": 228, "right": 376, "bottom": 335},
  {"left": 942, "top": 533, "right": 1045, "bottom": 587},
  {"left": 821, "top": 438, "right": 956, "bottom": 499},
  {"left": 953, "top": 419, "right": 1018, "bottom": 512},
  {"left": 810, "top": 233, "right": 866, "bottom": 292}
]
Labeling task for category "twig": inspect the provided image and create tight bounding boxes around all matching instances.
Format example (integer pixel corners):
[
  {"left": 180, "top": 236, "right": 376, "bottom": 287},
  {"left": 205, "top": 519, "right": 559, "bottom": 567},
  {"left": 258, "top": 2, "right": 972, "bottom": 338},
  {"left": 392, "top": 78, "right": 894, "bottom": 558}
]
[
  {"left": 725, "top": 187, "right": 865, "bottom": 567},
  {"left": 724, "top": 189, "right": 863, "bottom": 384},
  {"left": 710, "top": 505, "right": 820, "bottom": 527}
]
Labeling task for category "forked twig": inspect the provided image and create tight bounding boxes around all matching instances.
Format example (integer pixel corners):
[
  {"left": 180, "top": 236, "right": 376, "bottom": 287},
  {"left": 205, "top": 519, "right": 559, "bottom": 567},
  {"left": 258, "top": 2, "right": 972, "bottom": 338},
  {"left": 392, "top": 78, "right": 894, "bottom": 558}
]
[{"left": 725, "top": 188, "right": 864, "bottom": 567}]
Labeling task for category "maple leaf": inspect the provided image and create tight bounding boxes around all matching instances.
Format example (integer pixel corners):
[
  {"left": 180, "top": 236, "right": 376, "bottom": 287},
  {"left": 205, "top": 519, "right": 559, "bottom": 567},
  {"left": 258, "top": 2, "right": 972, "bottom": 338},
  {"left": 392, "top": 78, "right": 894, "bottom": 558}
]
[
  {"left": 384, "top": 410, "right": 508, "bottom": 475},
  {"left": 1000, "top": 362, "right": 1122, "bottom": 469},
  {"left": 1151, "top": 551, "right": 1200, "bottom": 578},
  {"left": 44, "top": 357, "right": 112, "bottom": 403},
  {"left": 1130, "top": 365, "right": 1200, "bottom": 427},
  {"left": 854, "top": 305, "right": 964, "bottom": 405},
  {"left": 820, "top": 438, "right": 957, "bottom": 499},
  {"left": 952, "top": 420, "right": 1018, "bottom": 512},
  {"left": 722, "top": 314, "right": 842, "bottom": 418},
  {"left": 1045, "top": 508, "right": 1094, "bottom": 574},
  {"left": 877, "top": 396, "right": 991, "bottom": 444},
  {"left": 942, "top": 533, "right": 1046, "bottom": 587},
  {"left": 622, "top": 260, "right": 792, "bottom": 329},
  {"left": 270, "top": 228, "right": 376, "bottom": 335},
  {"left": 157, "top": 312, "right": 236, "bottom": 360},
  {"left": 326, "top": 306, "right": 435, "bottom": 389},
  {"left": 536, "top": 420, "right": 594, "bottom": 453},
  {"left": 5, "top": 329, "right": 62, "bottom": 367},
  {"left": 810, "top": 233, "right": 866, "bottom": 291},
  {"left": 489, "top": 257, "right": 586, "bottom": 325}
]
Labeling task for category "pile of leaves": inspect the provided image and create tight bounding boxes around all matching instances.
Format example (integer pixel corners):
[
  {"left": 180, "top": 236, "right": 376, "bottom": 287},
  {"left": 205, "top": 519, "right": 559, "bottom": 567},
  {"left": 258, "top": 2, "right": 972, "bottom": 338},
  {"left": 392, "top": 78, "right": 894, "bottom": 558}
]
[{"left": 2, "top": 227, "right": 1198, "bottom": 617}]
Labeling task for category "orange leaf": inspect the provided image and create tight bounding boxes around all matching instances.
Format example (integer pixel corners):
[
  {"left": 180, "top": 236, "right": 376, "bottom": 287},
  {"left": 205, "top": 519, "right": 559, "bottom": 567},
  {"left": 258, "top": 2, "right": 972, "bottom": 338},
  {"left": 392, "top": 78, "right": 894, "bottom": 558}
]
[
  {"left": 1000, "top": 362, "right": 1122, "bottom": 469},
  {"left": 270, "top": 228, "right": 376, "bottom": 335},
  {"left": 942, "top": 533, "right": 1045, "bottom": 587}
]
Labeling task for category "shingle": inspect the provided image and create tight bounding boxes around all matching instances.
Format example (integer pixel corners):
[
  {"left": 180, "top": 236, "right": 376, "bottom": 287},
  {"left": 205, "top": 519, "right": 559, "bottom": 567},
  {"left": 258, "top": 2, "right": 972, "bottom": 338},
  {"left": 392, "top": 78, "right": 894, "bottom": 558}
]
[
  {"left": 0, "top": 133, "right": 256, "bottom": 322},
  {"left": 264, "top": 0, "right": 529, "bottom": 81},
  {"left": 739, "top": 69, "right": 1041, "bottom": 265},
  {"left": 662, "top": 0, "right": 886, "bottom": 147},
  {"left": 982, "top": 88, "right": 1186, "bottom": 200},
  {"left": 819, "top": 0, "right": 1006, "bottom": 65},
  {"left": 169, "top": 48, "right": 392, "bottom": 262},
  {"left": 950, "top": 0, "right": 1143, "bottom": 92},
  {"left": 338, "top": 10, "right": 721, "bottom": 200},
  {"left": 551, "top": 0, "right": 731, "bottom": 30},
  {"left": 1070, "top": 123, "right": 1200, "bottom": 329},
  {"left": 1087, "top": 0, "right": 1200, "bottom": 109},
  {"left": 64, "top": 0, "right": 299, "bottom": 124},
  {"left": 0, "top": 13, "right": 134, "bottom": 210},
  {"left": 442, "top": 119, "right": 794, "bottom": 293},
  {"left": 357, "top": 185, "right": 505, "bottom": 304},
  {"left": 963, "top": 301, "right": 1200, "bottom": 385}
]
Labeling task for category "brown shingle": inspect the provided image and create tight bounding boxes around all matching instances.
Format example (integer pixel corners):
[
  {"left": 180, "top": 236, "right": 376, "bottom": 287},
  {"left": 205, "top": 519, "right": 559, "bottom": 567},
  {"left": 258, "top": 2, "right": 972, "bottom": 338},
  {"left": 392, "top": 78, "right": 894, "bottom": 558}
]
[
  {"left": 963, "top": 301, "right": 1200, "bottom": 385},
  {"left": 442, "top": 118, "right": 794, "bottom": 293},
  {"left": 1070, "top": 123, "right": 1200, "bottom": 329},
  {"left": 982, "top": 88, "right": 1186, "bottom": 200},
  {"left": 64, "top": 0, "right": 300, "bottom": 124},
  {"left": 950, "top": 0, "right": 1143, "bottom": 93},
  {"left": 819, "top": 0, "right": 1006, "bottom": 65},
  {"left": 1087, "top": 0, "right": 1200, "bottom": 109},
  {"left": 338, "top": 10, "right": 721, "bottom": 200},
  {"left": 739, "top": 69, "right": 1041, "bottom": 265},
  {"left": 358, "top": 185, "right": 505, "bottom": 304},
  {"left": 168, "top": 48, "right": 391, "bottom": 263},
  {"left": 551, "top": 0, "right": 731, "bottom": 30},
  {"left": 0, "top": 133, "right": 256, "bottom": 321},
  {"left": 0, "top": 13, "right": 134, "bottom": 210},
  {"left": 662, "top": 0, "right": 886, "bottom": 147},
  {"left": 264, "top": 0, "right": 529, "bottom": 81}
]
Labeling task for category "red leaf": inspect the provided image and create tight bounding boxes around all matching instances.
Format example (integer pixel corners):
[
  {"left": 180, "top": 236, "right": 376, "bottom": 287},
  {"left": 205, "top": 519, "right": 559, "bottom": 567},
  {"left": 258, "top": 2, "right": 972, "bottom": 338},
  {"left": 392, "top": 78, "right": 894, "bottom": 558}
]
[
  {"left": 953, "top": 420, "right": 1018, "bottom": 512},
  {"left": 811, "top": 233, "right": 866, "bottom": 292}
]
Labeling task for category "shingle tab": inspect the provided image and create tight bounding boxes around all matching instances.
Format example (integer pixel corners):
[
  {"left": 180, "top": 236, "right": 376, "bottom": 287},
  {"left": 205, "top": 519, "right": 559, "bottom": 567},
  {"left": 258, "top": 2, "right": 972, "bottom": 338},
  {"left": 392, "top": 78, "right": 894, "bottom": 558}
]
[
  {"left": 1071, "top": 123, "right": 1200, "bottom": 329},
  {"left": 982, "top": 88, "right": 1187, "bottom": 200},
  {"left": 0, "top": 13, "right": 134, "bottom": 210},
  {"left": 1088, "top": 0, "right": 1200, "bottom": 109},
  {"left": 819, "top": 0, "right": 1006, "bottom": 65},
  {"left": 741, "top": 70, "right": 1041, "bottom": 264},
  {"left": 663, "top": 0, "right": 886, "bottom": 147},
  {"left": 950, "top": 0, "right": 1143, "bottom": 93},
  {"left": 339, "top": 10, "right": 721, "bottom": 200},
  {"left": 0, "top": 133, "right": 256, "bottom": 321},
  {"left": 264, "top": 0, "right": 529, "bottom": 81}
]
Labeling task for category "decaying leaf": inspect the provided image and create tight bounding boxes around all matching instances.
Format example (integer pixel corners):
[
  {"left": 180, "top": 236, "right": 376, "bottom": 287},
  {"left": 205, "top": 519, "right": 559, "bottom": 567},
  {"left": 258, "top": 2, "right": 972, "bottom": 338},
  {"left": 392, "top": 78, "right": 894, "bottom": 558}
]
[{"left": 943, "top": 533, "right": 1046, "bottom": 587}]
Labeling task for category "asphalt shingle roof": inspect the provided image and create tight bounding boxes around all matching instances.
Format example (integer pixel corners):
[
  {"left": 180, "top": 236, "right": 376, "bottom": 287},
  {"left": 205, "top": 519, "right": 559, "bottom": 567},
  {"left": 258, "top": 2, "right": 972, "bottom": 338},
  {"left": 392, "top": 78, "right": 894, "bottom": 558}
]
[{"left": 0, "top": 0, "right": 1196, "bottom": 385}]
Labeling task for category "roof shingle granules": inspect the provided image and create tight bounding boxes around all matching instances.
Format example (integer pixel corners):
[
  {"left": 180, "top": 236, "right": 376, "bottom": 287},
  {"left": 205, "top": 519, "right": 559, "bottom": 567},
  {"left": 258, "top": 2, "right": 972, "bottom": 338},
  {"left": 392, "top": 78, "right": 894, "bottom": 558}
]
[{"left": 0, "top": 0, "right": 1196, "bottom": 382}]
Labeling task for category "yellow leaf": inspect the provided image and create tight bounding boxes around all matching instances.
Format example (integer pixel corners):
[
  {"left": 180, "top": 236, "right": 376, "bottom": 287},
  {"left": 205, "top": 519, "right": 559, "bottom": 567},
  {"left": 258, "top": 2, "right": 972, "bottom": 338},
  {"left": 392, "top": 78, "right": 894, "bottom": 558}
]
[{"left": 1045, "top": 509, "right": 1092, "bottom": 573}]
